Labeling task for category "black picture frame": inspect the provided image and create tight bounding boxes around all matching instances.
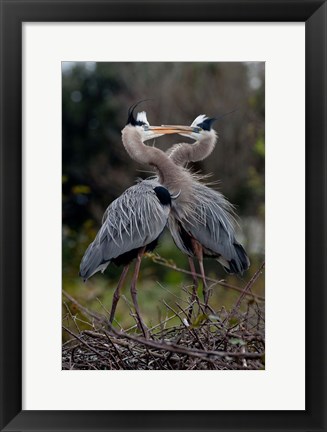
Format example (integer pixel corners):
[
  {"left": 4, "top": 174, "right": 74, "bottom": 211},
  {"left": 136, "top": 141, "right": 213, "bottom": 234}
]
[{"left": 1, "top": 1, "right": 326, "bottom": 431}]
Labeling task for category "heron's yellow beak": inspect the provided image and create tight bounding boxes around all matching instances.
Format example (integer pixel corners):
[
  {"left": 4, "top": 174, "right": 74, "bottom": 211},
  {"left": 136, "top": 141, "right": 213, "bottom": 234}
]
[{"left": 145, "top": 125, "right": 195, "bottom": 135}]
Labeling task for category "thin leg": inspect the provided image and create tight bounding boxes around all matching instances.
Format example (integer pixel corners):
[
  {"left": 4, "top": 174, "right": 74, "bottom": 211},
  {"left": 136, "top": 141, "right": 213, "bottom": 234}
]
[
  {"left": 188, "top": 257, "right": 199, "bottom": 291},
  {"left": 191, "top": 239, "right": 209, "bottom": 308},
  {"left": 130, "top": 246, "right": 148, "bottom": 338},
  {"left": 109, "top": 264, "right": 130, "bottom": 324},
  {"left": 188, "top": 257, "right": 199, "bottom": 319},
  {"left": 198, "top": 257, "right": 209, "bottom": 308}
]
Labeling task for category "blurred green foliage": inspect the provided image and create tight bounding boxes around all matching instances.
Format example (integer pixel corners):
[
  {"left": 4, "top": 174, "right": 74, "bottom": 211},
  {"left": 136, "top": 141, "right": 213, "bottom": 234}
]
[{"left": 62, "top": 62, "right": 265, "bottom": 336}]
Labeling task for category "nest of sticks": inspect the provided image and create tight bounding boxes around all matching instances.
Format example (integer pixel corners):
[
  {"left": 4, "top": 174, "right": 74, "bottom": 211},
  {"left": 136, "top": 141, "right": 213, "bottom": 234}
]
[{"left": 62, "top": 262, "right": 265, "bottom": 370}]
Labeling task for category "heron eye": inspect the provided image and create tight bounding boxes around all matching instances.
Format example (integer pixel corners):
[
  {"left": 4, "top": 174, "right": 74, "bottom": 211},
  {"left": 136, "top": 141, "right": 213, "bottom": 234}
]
[
  {"left": 143, "top": 125, "right": 149, "bottom": 131},
  {"left": 193, "top": 127, "right": 201, "bottom": 133}
]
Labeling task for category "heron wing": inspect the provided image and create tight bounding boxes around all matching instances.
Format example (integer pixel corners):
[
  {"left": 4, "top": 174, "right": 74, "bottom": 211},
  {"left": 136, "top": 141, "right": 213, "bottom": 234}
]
[
  {"left": 174, "top": 183, "right": 249, "bottom": 274},
  {"left": 80, "top": 180, "right": 170, "bottom": 280}
]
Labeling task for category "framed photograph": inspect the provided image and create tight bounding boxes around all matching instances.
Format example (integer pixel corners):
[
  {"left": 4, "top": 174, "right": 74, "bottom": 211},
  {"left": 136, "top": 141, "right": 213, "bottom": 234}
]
[{"left": 1, "top": 1, "right": 326, "bottom": 431}]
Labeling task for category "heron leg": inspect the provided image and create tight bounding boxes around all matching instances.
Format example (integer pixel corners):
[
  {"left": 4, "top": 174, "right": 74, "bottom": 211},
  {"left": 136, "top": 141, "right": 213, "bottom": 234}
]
[
  {"left": 109, "top": 264, "right": 130, "bottom": 324},
  {"left": 198, "top": 256, "right": 209, "bottom": 308},
  {"left": 130, "top": 246, "right": 148, "bottom": 338},
  {"left": 191, "top": 240, "right": 209, "bottom": 308},
  {"left": 187, "top": 257, "right": 199, "bottom": 319}
]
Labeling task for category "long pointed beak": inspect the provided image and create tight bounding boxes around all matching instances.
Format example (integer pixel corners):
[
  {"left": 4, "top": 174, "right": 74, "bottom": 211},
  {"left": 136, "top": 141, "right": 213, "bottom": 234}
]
[{"left": 146, "top": 125, "right": 195, "bottom": 135}]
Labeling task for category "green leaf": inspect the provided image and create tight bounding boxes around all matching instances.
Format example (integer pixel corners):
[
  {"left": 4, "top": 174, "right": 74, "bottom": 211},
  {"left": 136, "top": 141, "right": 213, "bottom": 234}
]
[
  {"left": 228, "top": 317, "right": 239, "bottom": 327},
  {"left": 208, "top": 314, "right": 221, "bottom": 322},
  {"left": 229, "top": 338, "right": 246, "bottom": 346},
  {"left": 191, "top": 313, "right": 207, "bottom": 328}
]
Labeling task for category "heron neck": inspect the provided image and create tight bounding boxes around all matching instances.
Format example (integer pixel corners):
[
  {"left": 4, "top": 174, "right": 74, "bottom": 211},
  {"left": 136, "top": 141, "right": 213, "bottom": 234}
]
[
  {"left": 121, "top": 125, "right": 189, "bottom": 194},
  {"left": 167, "top": 133, "right": 217, "bottom": 166}
]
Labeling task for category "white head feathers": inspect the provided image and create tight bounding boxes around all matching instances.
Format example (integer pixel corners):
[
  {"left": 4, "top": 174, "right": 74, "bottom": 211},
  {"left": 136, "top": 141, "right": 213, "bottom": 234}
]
[
  {"left": 136, "top": 111, "right": 150, "bottom": 126},
  {"left": 191, "top": 114, "right": 208, "bottom": 127}
]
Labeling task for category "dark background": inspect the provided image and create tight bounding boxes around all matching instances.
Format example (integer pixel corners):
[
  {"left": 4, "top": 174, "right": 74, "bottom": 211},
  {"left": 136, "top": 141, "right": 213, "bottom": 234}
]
[{"left": 62, "top": 62, "right": 265, "bottom": 331}]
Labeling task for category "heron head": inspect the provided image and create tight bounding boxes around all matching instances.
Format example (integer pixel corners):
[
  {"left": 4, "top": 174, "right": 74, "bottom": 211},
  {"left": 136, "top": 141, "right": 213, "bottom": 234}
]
[
  {"left": 159, "top": 114, "right": 217, "bottom": 141},
  {"left": 192, "top": 115, "right": 217, "bottom": 131},
  {"left": 125, "top": 102, "right": 195, "bottom": 141},
  {"left": 180, "top": 114, "right": 217, "bottom": 140}
]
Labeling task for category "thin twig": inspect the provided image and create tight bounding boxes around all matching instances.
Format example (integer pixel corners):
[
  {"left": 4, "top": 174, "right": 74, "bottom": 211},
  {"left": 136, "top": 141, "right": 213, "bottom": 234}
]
[
  {"left": 149, "top": 255, "right": 265, "bottom": 301},
  {"left": 62, "top": 290, "right": 106, "bottom": 323},
  {"left": 106, "top": 324, "right": 263, "bottom": 360},
  {"left": 228, "top": 262, "right": 265, "bottom": 320}
]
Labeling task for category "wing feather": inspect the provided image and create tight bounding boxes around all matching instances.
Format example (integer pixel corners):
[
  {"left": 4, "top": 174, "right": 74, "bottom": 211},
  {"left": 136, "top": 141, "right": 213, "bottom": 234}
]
[
  {"left": 80, "top": 179, "right": 170, "bottom": 280},
  {"left": 169, "top": 182, "right": 250, "bottom": 274}
]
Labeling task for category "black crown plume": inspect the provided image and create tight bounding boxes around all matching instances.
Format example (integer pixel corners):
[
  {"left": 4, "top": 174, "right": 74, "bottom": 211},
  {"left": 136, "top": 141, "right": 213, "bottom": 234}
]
[
  {"left": 126, "top": 99, "right": 153, "bottom": 126},
  {"left": 197, "top": 117, "right": 217, "bottom": 131}
]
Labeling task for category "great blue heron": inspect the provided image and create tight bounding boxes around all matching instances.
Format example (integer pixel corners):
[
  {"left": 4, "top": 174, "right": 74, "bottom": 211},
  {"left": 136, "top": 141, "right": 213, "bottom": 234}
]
[
  {"left": 79, "top": 105, "right": 192, "bottom": 336},
  {"left": 159, "top": 114, "right": 250, "bottom": 306}
]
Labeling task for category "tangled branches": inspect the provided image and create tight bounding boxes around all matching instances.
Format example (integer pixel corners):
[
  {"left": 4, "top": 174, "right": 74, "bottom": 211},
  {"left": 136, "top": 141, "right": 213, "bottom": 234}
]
[{"left": 62, "top": 262, "right": 265, "bottom": 370}]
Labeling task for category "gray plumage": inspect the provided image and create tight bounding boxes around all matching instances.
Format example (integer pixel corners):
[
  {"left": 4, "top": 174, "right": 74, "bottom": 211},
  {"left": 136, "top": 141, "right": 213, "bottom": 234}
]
[
  {"left": 168, "top": 178, "right": 250, "bottom": 274},
  {"left": 79, "top": 179, "right": 171, "bottom": 281},
  {"left": 160, "top": 114, "right": 250, "bottom": 274},
  {"left": 79, "top": 106, "right": 208, "bottom": 334}
]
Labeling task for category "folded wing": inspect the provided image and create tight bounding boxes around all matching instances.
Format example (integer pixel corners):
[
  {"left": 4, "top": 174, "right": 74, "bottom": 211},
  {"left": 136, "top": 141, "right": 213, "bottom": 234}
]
[{"left": 80, "top": 180, "right": 171, "bottom": 280}]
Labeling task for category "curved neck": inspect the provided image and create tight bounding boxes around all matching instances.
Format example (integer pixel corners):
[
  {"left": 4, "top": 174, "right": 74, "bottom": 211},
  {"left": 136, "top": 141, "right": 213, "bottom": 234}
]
[
  {"left": 121, "top": 125, "right": 188, "bottom": 193},
  {"left": 166, "top": 132, "right": 217, "bottom": 166}
]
